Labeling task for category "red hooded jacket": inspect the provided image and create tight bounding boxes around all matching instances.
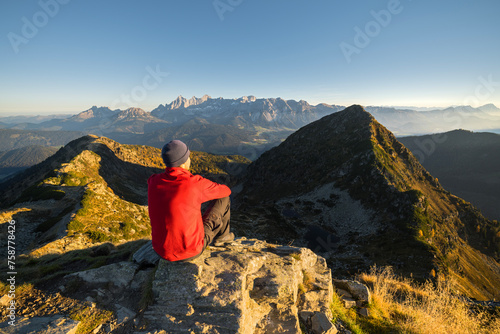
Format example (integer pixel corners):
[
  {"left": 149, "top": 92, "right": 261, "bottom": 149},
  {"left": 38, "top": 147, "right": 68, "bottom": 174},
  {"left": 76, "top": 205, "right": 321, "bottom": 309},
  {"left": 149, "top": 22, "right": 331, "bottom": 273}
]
[{"left": 148, "top": 167, "right": 231, "bottom": 261}]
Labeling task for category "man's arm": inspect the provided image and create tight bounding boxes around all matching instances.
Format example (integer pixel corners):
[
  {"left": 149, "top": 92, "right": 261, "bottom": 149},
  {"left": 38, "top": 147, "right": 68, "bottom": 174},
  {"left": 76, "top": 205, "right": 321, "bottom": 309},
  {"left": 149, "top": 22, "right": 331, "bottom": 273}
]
[{"left": 197, "top": 176, "right": 231, "bottom": 202}]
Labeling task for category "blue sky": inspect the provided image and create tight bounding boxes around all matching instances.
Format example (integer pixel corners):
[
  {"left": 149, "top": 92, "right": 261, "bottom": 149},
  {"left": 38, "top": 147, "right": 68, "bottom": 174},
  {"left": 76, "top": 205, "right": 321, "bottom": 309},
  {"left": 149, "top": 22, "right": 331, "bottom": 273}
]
[{"left": 1, "top": 0, "right": 499, "bottom": 115}]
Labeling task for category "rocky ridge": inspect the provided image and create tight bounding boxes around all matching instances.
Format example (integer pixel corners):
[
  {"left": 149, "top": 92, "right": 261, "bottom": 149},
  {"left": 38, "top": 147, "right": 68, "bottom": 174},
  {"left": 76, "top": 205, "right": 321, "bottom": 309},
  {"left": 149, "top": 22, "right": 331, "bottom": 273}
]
[{"left": 0, "top": 135, "right": 249, "bottom": 287}]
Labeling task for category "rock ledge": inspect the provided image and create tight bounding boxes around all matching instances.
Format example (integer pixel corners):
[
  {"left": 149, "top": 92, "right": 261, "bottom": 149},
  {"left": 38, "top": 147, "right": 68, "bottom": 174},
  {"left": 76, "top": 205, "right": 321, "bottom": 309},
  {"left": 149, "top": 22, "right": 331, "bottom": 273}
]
[{"left": 139, "top": 238, "right": 334, "bottom": 334}]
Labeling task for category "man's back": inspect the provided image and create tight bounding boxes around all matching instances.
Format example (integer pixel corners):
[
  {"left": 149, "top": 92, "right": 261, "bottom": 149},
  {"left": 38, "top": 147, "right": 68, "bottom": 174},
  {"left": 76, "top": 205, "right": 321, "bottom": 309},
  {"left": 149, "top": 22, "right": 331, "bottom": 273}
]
[{"left": 148, "top": 167, "right": 231, "bottom": 261}]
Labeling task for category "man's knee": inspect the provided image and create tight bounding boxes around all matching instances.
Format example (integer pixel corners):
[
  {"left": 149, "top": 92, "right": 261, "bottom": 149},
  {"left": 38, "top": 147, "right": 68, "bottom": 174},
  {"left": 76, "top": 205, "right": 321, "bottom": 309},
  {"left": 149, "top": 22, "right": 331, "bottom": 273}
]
[
  {"left": 212, "top": 196, "right": 230, "bottom": 215},
  {"left": 218, "top": 196, "right": 230, "bottom": 206}
]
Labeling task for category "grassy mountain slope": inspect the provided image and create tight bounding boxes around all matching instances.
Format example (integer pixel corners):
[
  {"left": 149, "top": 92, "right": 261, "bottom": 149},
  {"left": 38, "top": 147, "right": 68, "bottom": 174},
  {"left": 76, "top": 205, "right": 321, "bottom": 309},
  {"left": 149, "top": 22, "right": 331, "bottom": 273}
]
[
  {"left": 399, "top": 130, "right": 500, "bottom": 221},
  {"left": 238, "top": 105, "right": 500, "bottom": 300},
  {"left": 0, "top": 129, "right": 86, "bottom": 151},
  {"left": 0, "top": 145, "right": 59, "bottom": 181},
  {"left": 0, "top": 145, "right": 59, "bottom": 168}
]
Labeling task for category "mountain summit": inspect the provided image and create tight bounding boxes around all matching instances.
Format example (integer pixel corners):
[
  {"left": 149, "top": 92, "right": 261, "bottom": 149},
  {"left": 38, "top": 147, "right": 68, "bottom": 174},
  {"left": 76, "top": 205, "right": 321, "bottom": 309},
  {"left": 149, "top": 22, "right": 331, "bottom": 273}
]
[
  {"left": 164, "top": 94, "right": 213, "bottom": 109},
  {"left": 72, "top": 106, "right": 117, "bottom": 121},
  {"left": 237, "top": 105, "right": 500, "bottom": 300}
]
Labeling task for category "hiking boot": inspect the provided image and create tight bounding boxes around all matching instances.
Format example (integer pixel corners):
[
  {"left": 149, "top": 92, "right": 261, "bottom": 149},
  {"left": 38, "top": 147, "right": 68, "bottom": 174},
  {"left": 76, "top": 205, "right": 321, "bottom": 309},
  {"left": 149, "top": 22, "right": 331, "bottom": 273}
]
[{"left": 213, "top": 232, "right": 235, "bottom": 246}]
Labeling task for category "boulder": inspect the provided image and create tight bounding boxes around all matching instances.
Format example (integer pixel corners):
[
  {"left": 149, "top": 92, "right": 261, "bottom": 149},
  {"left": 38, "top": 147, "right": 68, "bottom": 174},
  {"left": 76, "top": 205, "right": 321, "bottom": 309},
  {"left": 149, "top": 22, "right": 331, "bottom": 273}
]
[
  {"left": 133, "top": 241, "right": 161, "bottom": 266},
  {"left": 0, "top": 295, "right": 12, "bottom": 307},
  {"left": 333, "top": 279, "right": 372, "bottom": 305},
  {"left": 336, "top": 288, "right": 352, "bottom": 299},
  {"left": 311, "top": 312, "right": 338, "bottom": 334},
  {"left": 358, "top": 308, "right": 371, "bottom": 317},
  {"left": 66, "top": 261, "right": 138, "bottom": 289},
  {"left": 341, "top": 297, "right": 357, "bottom": 309},
  {"left": 115, "top": 304, "right": 136, "bottom": 325}
]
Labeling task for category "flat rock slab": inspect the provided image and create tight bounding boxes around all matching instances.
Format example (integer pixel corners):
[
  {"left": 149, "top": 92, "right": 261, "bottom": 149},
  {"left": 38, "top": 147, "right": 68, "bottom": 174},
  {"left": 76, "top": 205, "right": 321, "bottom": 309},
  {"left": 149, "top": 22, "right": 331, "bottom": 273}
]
[
  {"left": 0, "top": 315, "right": 80, "bottom": 334},
  {"left": 141, "top": 238, "right": 334, "bottom": 334},
  {"left": 66, "top": 261, "right": 138, "bottom": 289}
]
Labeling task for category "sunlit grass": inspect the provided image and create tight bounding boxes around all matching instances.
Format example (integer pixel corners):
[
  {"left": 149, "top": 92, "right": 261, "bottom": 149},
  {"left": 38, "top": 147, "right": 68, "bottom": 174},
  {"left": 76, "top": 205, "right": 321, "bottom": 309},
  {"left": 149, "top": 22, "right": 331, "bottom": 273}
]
[{"left": 353, "top": 267, "right": 500, "bottom": 334}]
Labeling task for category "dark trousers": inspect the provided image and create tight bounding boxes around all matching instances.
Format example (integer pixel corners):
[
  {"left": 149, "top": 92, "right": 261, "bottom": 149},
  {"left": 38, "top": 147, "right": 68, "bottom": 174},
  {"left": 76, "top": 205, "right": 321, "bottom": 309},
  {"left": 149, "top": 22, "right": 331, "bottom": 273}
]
[
  {"left": 180, "top": 196, "right": 231, "bottom": 262},
  {"left": 202, "top": 196, "right": 231, "bottom": 246}
]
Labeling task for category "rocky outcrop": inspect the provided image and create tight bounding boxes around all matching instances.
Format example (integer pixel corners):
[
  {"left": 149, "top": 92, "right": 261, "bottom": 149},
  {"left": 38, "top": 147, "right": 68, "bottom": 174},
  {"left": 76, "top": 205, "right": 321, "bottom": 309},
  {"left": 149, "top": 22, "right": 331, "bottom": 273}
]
[
  {"left": 49, "top": 238, "right": 335, "bottom": 333},
  {"left": 1, "top": 237, "right": 382, "bottom": 333},
  {"left": 140, "top": 238, "right": 334, "bottom": 333}
]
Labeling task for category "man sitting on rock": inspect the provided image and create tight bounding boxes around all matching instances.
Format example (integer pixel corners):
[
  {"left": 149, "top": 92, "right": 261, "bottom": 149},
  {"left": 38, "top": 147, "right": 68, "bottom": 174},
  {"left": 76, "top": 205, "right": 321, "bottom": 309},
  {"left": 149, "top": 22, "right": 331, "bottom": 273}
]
[{"left": 148, "top": 139, "right": 234, "bottom": 261}]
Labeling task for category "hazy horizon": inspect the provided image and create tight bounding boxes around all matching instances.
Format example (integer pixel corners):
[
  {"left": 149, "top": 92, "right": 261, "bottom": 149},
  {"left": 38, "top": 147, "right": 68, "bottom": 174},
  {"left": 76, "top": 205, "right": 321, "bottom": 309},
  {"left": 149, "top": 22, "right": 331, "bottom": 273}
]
[{"left": 1, "top": 96, "right": 499, "bottom": 117}]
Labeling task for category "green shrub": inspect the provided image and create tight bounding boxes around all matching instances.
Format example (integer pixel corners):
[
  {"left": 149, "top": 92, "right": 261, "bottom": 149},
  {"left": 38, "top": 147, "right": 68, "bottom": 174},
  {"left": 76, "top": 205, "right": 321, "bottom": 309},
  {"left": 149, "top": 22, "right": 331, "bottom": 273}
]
[
  {"left": 69, "top": 305, "right": 113, "bottom": 334},
  {"left": 68, "top": 219, "right": 84, "bottom": 233},
  {"left": 86, "top": 230, "right": 108, "bottom": 243},
  {"left": 62, "top": 171, "right": 89, "bottom": 186}
]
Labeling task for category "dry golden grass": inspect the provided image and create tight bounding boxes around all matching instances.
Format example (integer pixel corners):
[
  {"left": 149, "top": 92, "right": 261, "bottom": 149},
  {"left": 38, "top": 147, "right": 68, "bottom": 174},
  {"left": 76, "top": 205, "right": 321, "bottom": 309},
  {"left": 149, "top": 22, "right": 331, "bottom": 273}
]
[{"left": 358, "top": 267, "right": 500, "bottom": 334}]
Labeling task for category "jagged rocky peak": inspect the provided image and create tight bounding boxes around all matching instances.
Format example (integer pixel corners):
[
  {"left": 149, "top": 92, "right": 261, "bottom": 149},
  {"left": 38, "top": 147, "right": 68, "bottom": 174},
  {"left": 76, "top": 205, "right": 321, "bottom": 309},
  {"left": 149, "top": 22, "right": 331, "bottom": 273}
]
[
  {"left": 121, "top": 107, "right": 147, "bottom": 115},
  {"left": 237, "top": 95, "right": 257, "bottom": 103},
  {"left": 115, "top": 107, "right": 149, "bottom": 119},
  {"left": 290, "top": 99, "right": 312, "bottom": 109},
  {"left": 169, "top": 94, "right": 212, "bottom": 109},
  {"left": 149, "top": 95, "right": 345, "bottom": 130},
  {"left": 73, "top": 106, "right": 116, "bottom": 120}
]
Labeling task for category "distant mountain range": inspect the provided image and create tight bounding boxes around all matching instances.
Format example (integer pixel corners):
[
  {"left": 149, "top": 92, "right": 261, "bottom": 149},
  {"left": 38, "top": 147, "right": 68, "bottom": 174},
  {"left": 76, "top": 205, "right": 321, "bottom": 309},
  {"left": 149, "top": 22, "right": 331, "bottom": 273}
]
[
  {"left": 3, "top": 96, "right": 498, "bottom": 158},
  {"left": 0, "top": 113, "right": 72, "bottom": 124},
  {"left": 366, "top": 104, "right": 500, "bottom": 136},
  {"left": 0, "top": 96, "right": 343, "bottom": 158},
  {"left": 1, "top": 96, "right": 345, "bottom": 134},
  {"left": 151, "top": 95, "right": 344, "bottom": 129},
  {"left": 2, "top": 98, "right": 499, "bottom": 134}
]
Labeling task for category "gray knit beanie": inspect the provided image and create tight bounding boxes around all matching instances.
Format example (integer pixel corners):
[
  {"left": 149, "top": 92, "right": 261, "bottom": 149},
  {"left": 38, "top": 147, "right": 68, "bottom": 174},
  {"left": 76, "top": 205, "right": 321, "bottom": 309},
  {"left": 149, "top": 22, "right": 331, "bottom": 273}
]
[{"left": 161, "top": 140, "right": 190, "bottom": 167}]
